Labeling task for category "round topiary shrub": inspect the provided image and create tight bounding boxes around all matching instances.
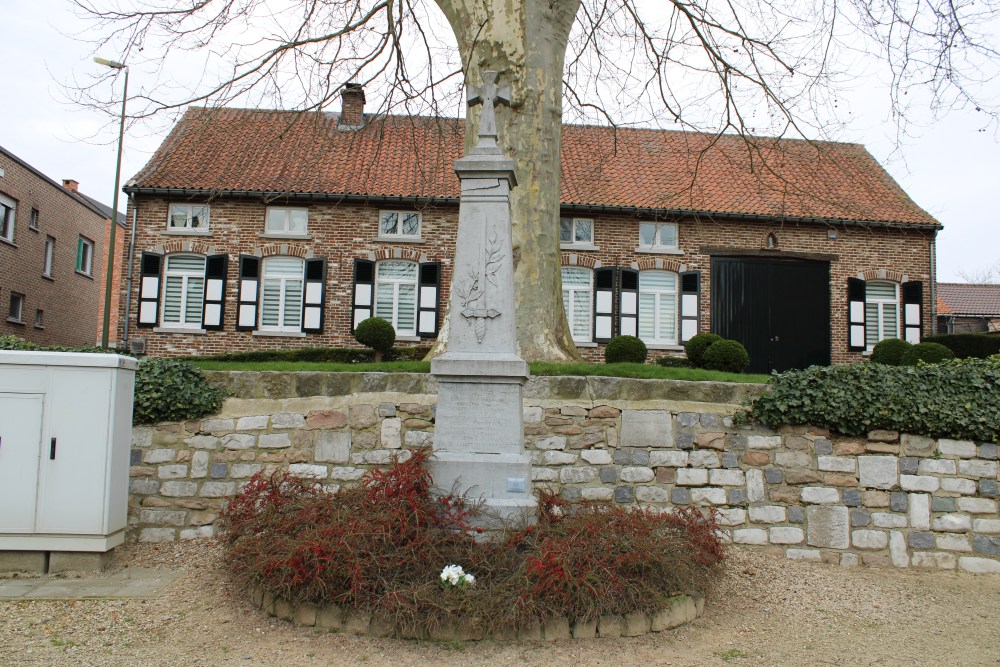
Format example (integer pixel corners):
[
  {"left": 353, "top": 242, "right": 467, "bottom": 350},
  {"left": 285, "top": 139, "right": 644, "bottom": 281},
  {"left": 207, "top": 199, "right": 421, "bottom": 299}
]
[
  {"left": 133, "top": 358, "right": 224, "bottom": 424},
  {"left": 604, "top": 335, "right": 648, "bottom": 364},
  {"left": 685, "top": 333, "right": 723, "bottom": 368},
  {"left": 901, "top": 341, "right": 956, "bottom": 365},
  {"left": 354, "top": 317, "right": 396, "bottom": 362},
  {"left": 871, "top": 338, "right": 912, "bottom": 366},
  {"left": 701, "top": 339, "right": 750, "bottom": 373}
]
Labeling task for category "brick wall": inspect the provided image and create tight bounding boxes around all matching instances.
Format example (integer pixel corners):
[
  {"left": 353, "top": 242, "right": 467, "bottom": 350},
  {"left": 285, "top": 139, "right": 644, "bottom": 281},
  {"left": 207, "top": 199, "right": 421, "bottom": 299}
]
[
  {"left": 0, "top": 152, "right": 112, "bottom": 347},
  {"left": 120, "top": 195, "right": 934, "bottom": 362}
]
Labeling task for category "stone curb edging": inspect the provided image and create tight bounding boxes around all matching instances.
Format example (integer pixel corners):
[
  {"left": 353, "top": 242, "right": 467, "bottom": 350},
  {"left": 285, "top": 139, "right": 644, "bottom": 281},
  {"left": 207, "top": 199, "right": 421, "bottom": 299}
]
[{"left": 253, "top": 588, "right": 705, "bottom": 640}]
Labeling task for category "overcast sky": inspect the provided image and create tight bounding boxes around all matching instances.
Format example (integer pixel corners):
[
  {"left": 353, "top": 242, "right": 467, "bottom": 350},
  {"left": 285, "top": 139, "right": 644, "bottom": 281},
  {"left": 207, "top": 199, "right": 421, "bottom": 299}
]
[{"left": 2, "top": 0, "right": 997, "bottom": 283}]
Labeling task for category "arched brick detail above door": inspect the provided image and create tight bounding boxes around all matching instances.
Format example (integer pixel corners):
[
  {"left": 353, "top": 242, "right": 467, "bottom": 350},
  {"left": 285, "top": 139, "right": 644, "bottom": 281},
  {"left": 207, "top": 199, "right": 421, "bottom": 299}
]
[{"left": 861, "top": 268, "right": 906, "bottom": 283}]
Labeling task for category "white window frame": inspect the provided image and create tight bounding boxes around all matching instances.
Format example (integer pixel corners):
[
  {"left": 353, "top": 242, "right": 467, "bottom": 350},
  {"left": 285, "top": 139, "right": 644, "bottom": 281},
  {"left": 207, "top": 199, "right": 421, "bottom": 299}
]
[
  {"left": 43, "top": 236, "right": 55, "bottom": 278},
  {"left": 374, "top": 260, "right": 418, "bottom": 336},
  {"left": 167, "top": 203, "right": 211, "bottom": 231},
  {"left": 260, "top": 256, "right": 305, "bottom": 333},
  {"left": 378, "top": 211, "right": 421, "bottom": 241},
  {"left": 265, "top": 207, "right": 309, "bottom": 236},
  {"left": 637, "top": 270, "right": 679, "bottom": 346},
  {"left": 560, "top": 217, "right": 595, "bottom": 248},
  {"left": 865, "top": 280, "right": 900, "bottom": 350},
  {"left": 161, "top": 254, "right": 207, "bottom": 329},
  {"left": 0, "top": 193, "right": 16, "bottom": 243},
  {"left": 33, "top": 309, "right": 43, "bottom": 329},
  {"left": 637, "top": 222, "right": 679, "bottom": 252},
  {"left": 8, "top": 292, "right": 24, "bottom": 323},
  {"left": 561, "top": 267, "right": 593, "bottom": 343},
  {"left": 29, "top": 208, "right": 39, "bottom": 231},
  {"left": 76, "top": 236, "right": 94, "bottom": 276}
]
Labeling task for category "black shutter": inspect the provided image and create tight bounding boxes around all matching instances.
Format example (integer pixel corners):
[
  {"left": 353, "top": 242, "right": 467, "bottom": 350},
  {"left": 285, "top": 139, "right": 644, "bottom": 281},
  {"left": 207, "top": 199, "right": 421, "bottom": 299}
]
[
  {"left": 902, "top": 281, "right": 923, "bottom": 344},
  {"left": 352, "top": 259, "right": 375, "bottom": 332},
  {"left": 619, "top": 268, "right": 639, "bottom": 337},
  {"left": 301, "top": 258, "right": 327, "bottom": 334},
  {"left": 417, "top": 262, "right": 440, "bottom": 337},
  {"left": 679, "top": 271, "right": 701, "bottom": 343},
  {"left": 202, "top": 254, "right": 228, "bottom": 330},
  {"left": 593, "top": 267, "right": 616, "bottom": 343},
  {"left": 236, "top": 255, "right": 260, "bottom": 331},
  {"left": 848, "top": 277, "right": 866, "bottom": 351},
  {"left": 137, "top": 252, "right": 162, "bottom": 328}
]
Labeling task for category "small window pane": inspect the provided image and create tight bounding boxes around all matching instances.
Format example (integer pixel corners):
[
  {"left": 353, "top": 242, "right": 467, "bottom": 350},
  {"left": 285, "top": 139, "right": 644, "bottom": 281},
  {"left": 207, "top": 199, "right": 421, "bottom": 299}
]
[
  {"left": 560, "top": 218, "right": 573, "bottom": 243},
  {"left": 378, "top": 261, "right": 417, "bottom": 280},
  {"left": 639, "top": 271, "right": 677, "bottom": 291},
  {"left": 575, "top": 219, "right": 592, "bottom": 243},
  {"left": 658, "top": 224, "right": 678, "bottom": 247},
  {"left": 266, "top": 209, "right": 286, "bottom": 232},
  {"left": 289, "top": 209, "right": 308, "bottom": 232},
  {"left": 380, "top": 212, "right": 398, "bottom": 235},
  {"left": 639, "top": 223, "right": 656, "bottom": 245},
  {"left": 401, "top": 213, "right": 420, "bottom": 236}
]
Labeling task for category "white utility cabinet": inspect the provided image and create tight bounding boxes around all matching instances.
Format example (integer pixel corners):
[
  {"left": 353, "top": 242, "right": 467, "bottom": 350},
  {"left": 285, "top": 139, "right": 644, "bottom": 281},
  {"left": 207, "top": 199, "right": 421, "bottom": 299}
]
[{"left": 0, "top": 351, "right": 137, "bottom": 552}]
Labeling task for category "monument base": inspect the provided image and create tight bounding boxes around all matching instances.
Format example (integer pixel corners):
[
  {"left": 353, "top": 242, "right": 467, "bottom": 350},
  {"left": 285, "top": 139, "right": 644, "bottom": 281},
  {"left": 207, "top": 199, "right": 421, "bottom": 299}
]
[{"left": 430, "top": 451, "right": 536, "bottom": 521}]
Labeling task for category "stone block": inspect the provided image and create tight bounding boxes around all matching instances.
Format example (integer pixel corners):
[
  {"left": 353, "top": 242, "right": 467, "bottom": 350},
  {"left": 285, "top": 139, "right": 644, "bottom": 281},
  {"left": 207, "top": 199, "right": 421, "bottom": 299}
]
[
  {"left": 230, "top": 463, "right": 263, "bottom": 478},
  {"left": 932, "top": 496, "right": 957, "bottom": 512},
  {"left": 865, "top": 443, "right": 899, "bottom": 454},
  {"left": 542, "top": 616, "right": 571, "bottom": 641},
  {"left": 872, "top": 512, "right": 907, "bottom": 529},
  {"left": 144, "top": 448, "right": 176, "bottom": 464},
  {"left": 157, "top": 464, "right": 188, "bottom": 479},
  {"left": 732, "top": 528, "right": 769, "bottom": 545},
  {"left": 901, "top": 434, "right": 935, "bottom": 457},
  {"left": 749, "top": 505, "right": 786, "bottom": 524},
  {"left": 788, "top": 507, "right": 805, "bottom": 523},
  {"left": 650, "top": 450, "right": 688, "bottom": 467},
  {"left": 139, "top": 509, "right": 186, "bottom": 526},
  {"left": 979, "top": 443, "right": 999, "bottom": 460},
  {"left": 975, "top": 519, "right": 1000, "bottom": 534},
  {"left": 842, "top": 489, "right": 862, "bottom": 507},
  {"left": 769, "top": 486, "right": 801, "bottom": 504},
  {"left": 801, "top": 487, "right": 839, "bottom": 504},
  {"left": 623, "top": 612, "right": 651, "bottom": 637},
  {"left": 748, "top": 435, "right": 781, "bottom": 449},
  {"left": 785, "top": 435, "right": 810, "bottom": 450},
  {"left": 517, "top": 620, "right": 543, "bottom": 641},
  {"left": 532, "top": 467, "right": 558, "bottom": 482},
  {"left": 852, "top": 529, "right": 888, "bottom": 550},
  {"left": 316, "top": 605, "right": 343, "bottom": 630},
  {"left": 221, "top": 433, "right": 256, "bottom": 450},
  {"left": 405, "top": 431, "right": 433, "bottom": 447},
  {"left": 541, "top": 451, "right": 577, "bottom": 465},
  {"left": 727, "top": 488, "right": 748, "bottom": 506},
  {"left": 129, "top": 479, "right": 160, "bottom": 495},
  {"left": 670, "top": 487, "right": 690, "bottom": 504},
  {"left": 786, "top": 549, "right": 822, "bottom": 561},
  {"left": 959, "top": 557, "right": 1000, "bottom": 574},
  {"left": 889, "top": 491, "right": 909, "bottom": 512},
  {"left": 909, "top": 532, "right": 935, "bottom": 549},
  {"left": 349, "top": 404, "right": 377, "bottom": 430},
  {"left": 589, "top": 405, "right": 620, "bottom": 419},
  {"left": 776, "top": 451, "right": 812, "bottom": 469},
  {"left": 621, "top": 466, "right": 654, "bottom": 483},
  {"left": 818, "top": 456, "right": 856, "bottom": 473},
  {"left": 160, "top": 481, "right": 198, "bottom": 497},
  {"left": 185, "top": 435, "right": 219, "bottom": 450},
  {"left": 580, "top": 449, "right": 612, "bottom": 465},
  {"left": 938, "top": 439, "right": 977, "bottom": 458},
  {"left": 918, "top": 459, "right": 958, "bottom": 475},
  {"left": 199, "top": 481, "right": 238, "bottom": 497},
  {"left": 957, "top": 497, "right": 997, "bottom": 514},
  {"left": 941, "top": 477, "right": 977, "bottom": 495},
  {"left": 635, "top": 486, "right": 670, "bottom": 503},
  {"left": 343, "top": 610, "right": 371, "bottom": 635},
  {"left": 835, "top": 441, "right": 866, "bottom": 456},
  {"left": 911, "top": 552, "right": 956, "bottom": 569},
  {"left": 722, "top": 452, "right": 740, "bottom": 468},
  {"left": 132, "top": 427, "right": 154, "bottom": 447},
  {"left": 676, "top": 432, "right": 695, "bottom": 450},
  {"left": 981, "top": 480, "right": 1000, "bottom": 498},
  {"left": 328, "top": 467, "right": 365, "bottom": 481},
  {"left": 709, "top": 469, "right": 745, "bottom": 486},
  {"left": 582, "top": 487, "right": 614, "bottom": 502},
  {"left": 769, "top": 527, "right": 804, "bottom": 544},
  {"left": 784, "top": 470, "right": 822, "bottom": 485},
  {"left": 933, "top": 513, "right": 972, "bottom": 533},
  {"left": 560, "top": 467, "right": 597, "bottom": 484},
  {"left": 47, "top": 551, "right": 112, "bottom": 573},
  {"left": 0, "top": 551, "right": 47, "bottom": 573},
  {"left": 598, "top": 615, "right": 624, "bottom": 638},
  {"left": 691, "top": 487, "right": 726, "bottom": 505},
  {"left": 807, "top": 506, "right": 849, "bottom": 549},
  {"left": 973, "top": 536, "right": 1000, "bottom": 556},
  {"left": 677, "top": 412, "right": 699, "bottom": 427},
  {"left": 615, "top": 486, "right": 634, "bottom": 503},
  {"left": 889, "top": 531, "right": 909, "bottom": 567},
  {"left": 571, "top": 618, "right": 598, "bottom": 639},
  {"left": 900, "top": 475, "right": 940, "bottom": 493},
  {"left": 716, "top": 508, "right": 747, "bottom": 526},
  {"left": 701, "top": 413, "right": 721, "bottom": 428},
  {"left": 746, "top": 469, "right": 765, "bottom": 502},
  {"left": 676, "top": 468, "right": 709, "bottom": 486},
  {"left": 600, "top": 466, "right": 619, "bottom": 483},
  {"left": 936, "top": 534, "right": 972, "bottom": 552},
  {"left": 523, "top": 406, "right": 543, "bottom": 423},
  {"left": 379, "top": 417, "right": 402, "bottom": 449},
  {"left": 695, "top": 432, "right": 726, "bottom": 451},
  {"left": 899, "top": 457, "right": 919, "bottom": 475},
  {"left": 289, "top": 463, "right": 328, "bottom": 479},
  {"left": 202, "top": 418, "right": 235, "bottom": 433},
  {"left": 258, "top": 433, "right": 291, "bottom": 449},
  {"left": 139, "top": 527, "right": 177, "bottom": 542},
  {"left": 858, "top": 456, "right": 898, "bottom": 490},
  {"left": 690, "top": 450, "right": 720, "bottom": 468},
  {"left": 315, "top": 431, "right": 351, "bottom": 463},
  {"left": 742, "top": 451, "right": 770, "bottom": 466},
  {"left": 868, "top": 429, "right": 899, "bottom": 443},
  {"left": 959, "top": 460, "right": 998, "bottom": 478},
  {"left": 190, "top": 451, "right": 209, "bottom": 478},
  {"left": 620, "top": 410, "right": 672, "bottom": 448},
  {"left": 850, "top": 509, "right": 871, "bottom": 527},
  {"left": 814, "top": 439, "right": 834, "bottom": 455}
]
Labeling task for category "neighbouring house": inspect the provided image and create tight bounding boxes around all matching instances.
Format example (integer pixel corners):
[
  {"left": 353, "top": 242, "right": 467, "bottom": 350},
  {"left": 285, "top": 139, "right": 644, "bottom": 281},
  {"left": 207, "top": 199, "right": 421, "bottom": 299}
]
[
  {"left": 0, "top": 146, "right": 125, "bottom": 347},
  {"left": 936, "top": 283, "right": 1000, "bottom": 334},
  {"left": 118, "top": 87, "right": 941, "bottom": 372}
]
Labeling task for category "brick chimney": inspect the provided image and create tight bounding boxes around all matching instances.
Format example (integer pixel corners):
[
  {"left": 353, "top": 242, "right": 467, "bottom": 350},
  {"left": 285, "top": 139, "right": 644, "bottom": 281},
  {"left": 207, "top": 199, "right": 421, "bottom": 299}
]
[
  {"left": 62, "top": 179, "right": 79, "bottom": 192},
  {"left": 339, "top": 83, "right": 366, "bottom": 127}
]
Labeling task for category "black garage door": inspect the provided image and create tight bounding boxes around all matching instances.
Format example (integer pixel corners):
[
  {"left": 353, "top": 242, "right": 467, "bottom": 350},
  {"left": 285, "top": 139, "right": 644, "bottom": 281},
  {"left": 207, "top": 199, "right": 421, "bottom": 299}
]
[{"left": 711, "top": 256, "right": 831, "bottom": 374}]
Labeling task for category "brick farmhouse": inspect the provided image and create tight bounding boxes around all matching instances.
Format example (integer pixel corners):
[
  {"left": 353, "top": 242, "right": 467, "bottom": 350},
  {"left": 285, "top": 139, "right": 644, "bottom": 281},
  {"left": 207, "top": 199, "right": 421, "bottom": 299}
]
[
  {"left": 119, "top": 90, "right": 941, "bottom": 372},
  {"left": 1, "top": 145, "right": 124, "bottom": 347}
]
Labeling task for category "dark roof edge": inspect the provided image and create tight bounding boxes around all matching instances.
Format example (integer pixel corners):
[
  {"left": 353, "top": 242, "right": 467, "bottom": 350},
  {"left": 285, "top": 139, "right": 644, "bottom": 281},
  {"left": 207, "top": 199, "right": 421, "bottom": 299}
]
[
  {"left": 123, "top": 186, "right": 943, "bottom": 231},
  {"left": 0, "top": 144, "right": 115, "bottom": 221}
]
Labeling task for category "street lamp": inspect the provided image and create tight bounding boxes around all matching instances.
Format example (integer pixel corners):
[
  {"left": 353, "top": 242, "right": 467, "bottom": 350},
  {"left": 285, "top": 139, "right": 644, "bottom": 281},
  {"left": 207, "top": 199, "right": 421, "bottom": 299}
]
[{"left": 95, "top": 57, "right": 128, "bottom": 349}]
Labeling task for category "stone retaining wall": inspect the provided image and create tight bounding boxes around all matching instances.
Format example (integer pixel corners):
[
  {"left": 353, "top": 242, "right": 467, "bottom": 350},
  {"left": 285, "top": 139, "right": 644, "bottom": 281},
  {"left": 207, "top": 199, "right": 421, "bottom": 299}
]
[{"left": 128, "top": 372, "right": 1000, "bottom": 573}]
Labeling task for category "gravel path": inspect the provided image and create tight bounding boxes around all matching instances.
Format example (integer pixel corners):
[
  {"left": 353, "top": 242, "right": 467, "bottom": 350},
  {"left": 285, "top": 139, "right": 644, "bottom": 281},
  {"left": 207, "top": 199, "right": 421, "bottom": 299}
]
[{"left": 2, "top": 540, "right": 999, "bottom": 666}]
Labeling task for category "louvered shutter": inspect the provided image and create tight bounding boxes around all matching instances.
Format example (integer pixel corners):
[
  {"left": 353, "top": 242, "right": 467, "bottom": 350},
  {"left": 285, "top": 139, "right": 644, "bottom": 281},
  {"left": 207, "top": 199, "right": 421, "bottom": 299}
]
[
  {"left": 236, "top": 255, "right": 260, "bottom": 331},
  {"left": 302, "top": 258, "right": 327, "bottom": 333},
  {"left": 848, "top": 277, "right": 866, "bottom": 350},
  {"left": 137, "top": 252, "right": 162, "bottom": 328},
  {"left": 902, "top": 281, "right": 923, "bottom": 344},
  {"left": 352, "top": 259, "right": 375, "bottom": 332},
  {"left": 593, "top": 267, "right": 616, "bottom": 343},
  {"left": 679, "top": 271, "right": 701, "bottom": 343},
  {"left": 619, "top": 268, "right": 639, "bottom": 337},
  {"left": 417, "top": 262, "right": 440, "bottom": 337},
  {"left": 202, "top": 254, "right": 228, "bottom": 330}
]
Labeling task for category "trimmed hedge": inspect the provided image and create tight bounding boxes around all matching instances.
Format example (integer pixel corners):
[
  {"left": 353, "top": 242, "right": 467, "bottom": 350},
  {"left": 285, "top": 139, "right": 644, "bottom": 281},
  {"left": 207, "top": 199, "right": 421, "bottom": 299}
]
[
  {"left": 604, "top": 335, "right": 648, "bottom": 364},
  {"left": 196, "top": 345, "right": 431, "bottom": 364},
  {"left": 901, "top": 342, "right": 954, "bottom": 365},
  {"left": 133, "top": 358, "right": 225, "bottom": 424},
  {"left": 871, "top": 338, "right": 911, "bottom": 366},
  {"left": 702, "top": 339, "right": 749, "bottom": 373},
  {"left": 685, "top": 334, "right": 723, "bottom": 368},
  {"left": 745, "top": 360, "right": 1000, "bottom": 441},
  {"left": 354, "top": 317, "right": 396, "bottom": 361},
  {"left": 925, "top": 333, "right": 1000, "bottom": 359}
]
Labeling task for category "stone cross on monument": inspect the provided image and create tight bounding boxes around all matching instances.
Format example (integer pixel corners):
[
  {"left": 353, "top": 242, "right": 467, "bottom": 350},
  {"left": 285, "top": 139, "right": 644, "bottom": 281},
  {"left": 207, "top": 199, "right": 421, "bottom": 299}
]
[{"left": 430, "top": 71, "right": 534, "bottom": 520}]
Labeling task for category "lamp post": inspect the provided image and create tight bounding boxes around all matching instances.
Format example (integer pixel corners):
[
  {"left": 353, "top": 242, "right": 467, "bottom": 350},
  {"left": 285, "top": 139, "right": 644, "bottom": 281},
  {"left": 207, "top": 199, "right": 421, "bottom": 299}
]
[{"left": 95, "top": 57, "right": 128, "bottom": 349}]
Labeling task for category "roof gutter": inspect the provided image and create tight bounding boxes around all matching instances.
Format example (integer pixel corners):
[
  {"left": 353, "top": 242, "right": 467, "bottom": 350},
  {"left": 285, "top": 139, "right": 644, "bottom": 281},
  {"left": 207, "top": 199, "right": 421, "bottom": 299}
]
[{"left": 122, "top": 186, "right": 943, "bottom": 231}]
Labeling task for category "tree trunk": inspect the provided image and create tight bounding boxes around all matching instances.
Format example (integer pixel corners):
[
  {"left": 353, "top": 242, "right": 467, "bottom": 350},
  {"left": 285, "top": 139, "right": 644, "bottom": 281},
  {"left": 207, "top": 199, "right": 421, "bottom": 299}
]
[{"left": 431, "top": 0, "right": 583, "bottom": 362}]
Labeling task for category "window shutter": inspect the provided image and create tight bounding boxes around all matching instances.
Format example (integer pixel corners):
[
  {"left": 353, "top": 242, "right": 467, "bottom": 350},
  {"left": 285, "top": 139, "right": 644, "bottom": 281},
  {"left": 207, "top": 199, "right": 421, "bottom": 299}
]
[
  {"left": 137, "top": 252, "right": 162, "bottom": 328},
  {"left": 202, "top": 255, "right": 228, "bottom": 330},
  {"left": 352, "top": 259, "right": 375, "bottom": 332},
  {"left": 679, "top": 271, "right": 700, "bottom": 343},
  {"left": 619, "top": 268, "right": 639, "bottom": 337},
  {"left": 302, "top": 258, "right": 327, "bottom": 333},
  {"left": 593, "top": 267, "right": 616, "bottom": 343},
  {"left": 236, "top": 255, "right": 260, "bottom": 331},
  {"left": 902, "top": 281, "right": 923, "bottom": 344},
  {"left": 417, "top": 262, "right": 440, "bottom": 337},
  {"left": 847, "top": 277, "right": 866, "bottom": 350}
]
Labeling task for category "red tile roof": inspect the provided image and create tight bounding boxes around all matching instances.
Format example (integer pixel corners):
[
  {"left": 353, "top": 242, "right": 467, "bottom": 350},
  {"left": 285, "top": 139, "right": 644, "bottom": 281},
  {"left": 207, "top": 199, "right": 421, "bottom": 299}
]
[
  {"left": 128, "top": 107, "right": 939, "bottom": 226},
  {"left": 936, "top": 283, "right": 1000, "bottom": 317}
]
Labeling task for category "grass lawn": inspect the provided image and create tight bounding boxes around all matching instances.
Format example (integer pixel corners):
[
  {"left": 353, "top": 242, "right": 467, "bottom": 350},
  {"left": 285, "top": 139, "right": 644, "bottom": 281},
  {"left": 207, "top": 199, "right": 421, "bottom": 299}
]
[{"left": 189, "top": 358, "right": 769, "bottom": 383}]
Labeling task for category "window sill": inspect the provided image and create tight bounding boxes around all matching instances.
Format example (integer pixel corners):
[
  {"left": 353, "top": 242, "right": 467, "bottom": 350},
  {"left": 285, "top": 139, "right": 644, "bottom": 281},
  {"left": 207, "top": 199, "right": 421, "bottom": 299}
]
[
  {"left": 0, "top": 238, "right": 17, "bottom": 248},
  {"left": 33, "top": 324, "right": 44, "bottom": 330},
  {"left": 164, "top": 228, "right": 212, "bottom": 236},
  {"left": 561, "top": 243, "right": 600, "bottom": 252},
  {"left": 646, "top": 344, "right": 684, "bottom": 351},
  {"left": 373, "top": 236, "right": 423, "bottom": 244},
  {"left": 573, "top": 341, "right": 598, "bottom": 348},
  {"left": 154, "top": 326, "right": 207, "bottom": 335},
  {"left": 260, "top": 232, "right": 312, "bottom": 240},
  {"left": 634, "top": 247, "right": 684, "bottom": 255},
  {"left": 42, "top": 274, "right": 54, "bottom": 281},
  {"left": 5, "top": 317, "right": 24, "bottom": 326},
  {"left": 75, "top": 270, "right": 94, "bottom": 280},
  {"left": 252, "top": 330, "right": 307, "bottom": 338},
  {"left": 396, "top": 335, "right": 422, "bottom": 342},
  {"left": 29, "top": 226, "right": 39, "bottom": 233}
]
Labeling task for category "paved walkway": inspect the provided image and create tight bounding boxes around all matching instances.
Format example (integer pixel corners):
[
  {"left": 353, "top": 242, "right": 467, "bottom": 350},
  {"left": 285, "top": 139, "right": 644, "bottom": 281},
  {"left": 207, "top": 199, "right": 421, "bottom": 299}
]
[{"left": 0, "top": 568, "right": 180, "bottom": 600}]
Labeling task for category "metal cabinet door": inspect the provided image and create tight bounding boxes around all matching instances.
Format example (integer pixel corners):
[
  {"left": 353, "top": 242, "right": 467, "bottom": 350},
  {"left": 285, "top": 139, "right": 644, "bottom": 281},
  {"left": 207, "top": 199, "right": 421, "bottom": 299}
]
[{"left": 0, "top": 393, "right": 44, "bottom": 532}]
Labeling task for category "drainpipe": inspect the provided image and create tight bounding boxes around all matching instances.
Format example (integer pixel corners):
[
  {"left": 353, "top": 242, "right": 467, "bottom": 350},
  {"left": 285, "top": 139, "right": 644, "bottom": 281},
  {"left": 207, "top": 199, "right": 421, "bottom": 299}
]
[
  {"left": 122, "top": 193, "right": 139, "bottom": 347},
  {"left": 929, "top": 233, "right": 937, "bottom": 336}
]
